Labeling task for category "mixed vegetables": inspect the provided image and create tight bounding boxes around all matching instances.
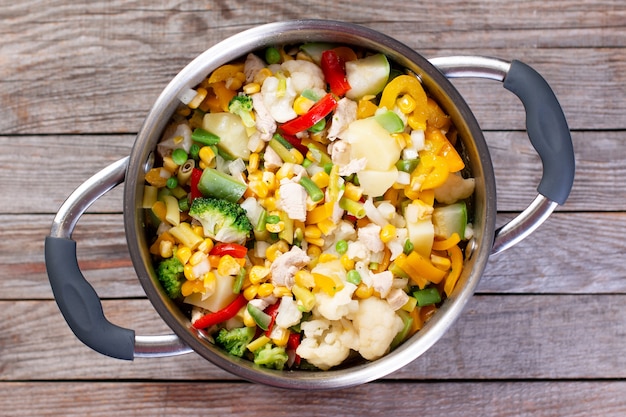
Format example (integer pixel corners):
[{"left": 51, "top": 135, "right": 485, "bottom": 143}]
[{"left": 143, "top": 43, "right": 476, "bottom": 370}]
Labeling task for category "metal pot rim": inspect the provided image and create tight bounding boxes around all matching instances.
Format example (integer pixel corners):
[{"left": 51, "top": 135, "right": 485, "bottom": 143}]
[{"left": 124, "top": 19, "right": 496, "bottom": 389}]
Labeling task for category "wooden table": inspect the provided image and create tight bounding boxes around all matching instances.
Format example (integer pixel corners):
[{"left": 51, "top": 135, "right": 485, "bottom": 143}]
[{"left": 2, "top": 1, "right": 625, "bottom": 415}]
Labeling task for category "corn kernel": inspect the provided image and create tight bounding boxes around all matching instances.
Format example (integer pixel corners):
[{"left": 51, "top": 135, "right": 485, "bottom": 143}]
[
  {"left": 295, "top": 270, "right": 315, "bottom": 288},
  {"left": 304, "top": 225, "right": 322, "bottom": 239},
  {"left": 262, "top": 171, "right": 276, "bottom": 190},
  {"left": 248, "top": 153, "right": 260, "bottom": 173},
  {"left": 310, "top": 171, "right": 330, "bottom": 189},
  {"left": 355, "top": 283, "right": 374, "bottom": 299},
  {"left": 318, "top": 253, "right": 338, "bottom": 263},
  {"left": 276, "top": 163, "right": 294, "bottom": 181},
  {"left": 248, "top": 180, "right": 269, "bottom": 198},
  {"left": 391, "top": 132, "right": 408, "bottom": 149},
  {"left": 271, "top": 327, "right": 290, "bottom": 347},
  {"left": 273, "top": 286, "right": 292, "bottom": 298},
  {"left": 243, "top": 284, "right": 259, "bottom": 300},
  {"left": 293, "top": 95, "right": 315, "bottom": 115},
  {"left": 192, "top": 225, "right": 204, "bottom": 237},
  {"left": 266, "top": 221, "right": 284, "bottom": 233},
  {"left": 218, "top": 255, "right": 241, "bottom": 276},
  {"left": 162, "top": 156, "right": 178, "bottom": 173},
  {"left": 317, "top": 219, "right": 336, "bottom": 236},
  {"left": 290, "top": 148, "right": 304, "bottom": 165},
  {"left": 253, "top": 68, "right": 272, "bottom": 85},
  {"left": 380, "top": 224, "right": 397, "bottom": 243},
  {"left": 197, "top": 238, "right": 214, "bottom": 254},
  {"left": 199, "top": 146, "right": 215, "bottom": 167},
  {"left": 188, "top": 88, "right": 208, "bottom": 109},
  {"left": 407, "top": 114, "right": 426, "bottom": 131},
  {"left": 184, "top": 264, "right": 196, "bottom": 281},
  {"left": 257, "top": 282, "right": 275, "bottom": 298},
  {"left": 203, "top": 271, "right": 216, "bottom": 290},
  {"left": 307, "top": 245, "right": 322, "bottom": 258},
  {"left": 225, "top": 77, "right": 243, "bottom": 91},
  {"left": 176, "top": 246, "right": 192, "bottom": 265},
  {"left": 261, "top": 196, "right": 278, "bottom": 212},
  {"left": 243, "top": 308, "right": 257, "bottom": 327},
  {"left": 159, "top": 240, "right": 173, "bottom": 259},
  {"left": 343, "top": 182, "right": 363, "bottom": 201},
  {"left": 189, "top": 250, "right": 207, "bottom": 266},
  {"left": 340, "top": 254, "right": 355, "bottom": 271},
  {"left": 304, "top": 237, "right": 325, "bottom": 247},
  {"left": 248, "top": 171, "right": 263, "bottom": 182},
  {"left": 181, "top": 279, "right": 205, "bottom": 297},
  {"left": 265, "top": 242, "right": 285, "bottom": 262},
  {"left": 397, "top": 94, "right": 417, "bottom": 114},
  {"left": 243, "top": 82, "right": 261, "bottom": 95},
  {"left": 249, "top": 265, "right": 271, "bottom": 284}
]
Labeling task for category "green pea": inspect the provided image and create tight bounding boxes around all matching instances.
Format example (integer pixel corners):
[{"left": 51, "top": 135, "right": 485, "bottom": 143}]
[
  {"left": 346, "top": 270, "right": 361, "bottom": 285},
  {"left": 335, "top": 240, "right": 348, "bottom": 255},
  {"left": 172, "top": 148, "right": 188, "bottom": 165},
  {"left": 166, "top": 177, "right": 178, "bottom": 189},
  {"left": 265, "top": 46, "right": 281, "bottom": 65}
]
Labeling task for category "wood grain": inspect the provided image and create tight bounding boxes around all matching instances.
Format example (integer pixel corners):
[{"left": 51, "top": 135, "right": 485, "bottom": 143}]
[{"left": 3, "top": 381, "right": 626, "bottom": 417}]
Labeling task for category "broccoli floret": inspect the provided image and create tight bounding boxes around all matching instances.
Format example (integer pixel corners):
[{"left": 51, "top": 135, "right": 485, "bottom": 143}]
[
  {"left": 156, "top": 256, "right": 184, "bottom": 299},
  {"left": 215, "top": 327, "right": 256, "bottom": 357},
  {"left": 228, "top": 94, "right": 255, "bottom": 128},
  {"left": 253, "top": 343, "right": 289, "bottom": 370},
  {"left": 189, "top": 197, "right": 253, "bottom": 244}
]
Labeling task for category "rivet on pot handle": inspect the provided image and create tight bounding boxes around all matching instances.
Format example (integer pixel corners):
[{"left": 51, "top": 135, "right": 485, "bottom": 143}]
[
  {"left": 45, "top": 157, "right": 192, "bottom": 359},
  {"left": 429, "top": 56, "right": 575, "bottom": 255}
]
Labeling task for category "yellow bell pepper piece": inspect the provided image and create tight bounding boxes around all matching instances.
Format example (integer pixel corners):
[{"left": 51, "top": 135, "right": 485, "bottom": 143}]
[
  {"left": 313, "top": 272, "right": 344, "bottom": 296},
  {"left": 395, "top": 251, "right": 447, "bottom": 288},
  {"left": 379, "top": 75, "right": 428, "bottom": 129},
  {"left": 207, "top": 63, "right": 245, "bottom": 84},
  {"left": 444, "top": 245, "right": 464, "bottom": 296},
  {"left": 411, "top": 154, "right": 449, "bottom": 191}
]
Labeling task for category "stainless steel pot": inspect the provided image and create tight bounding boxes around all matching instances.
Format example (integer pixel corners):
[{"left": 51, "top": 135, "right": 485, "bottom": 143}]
[{"left": 45, "top": 20, "right": 575, "bottom": 389}]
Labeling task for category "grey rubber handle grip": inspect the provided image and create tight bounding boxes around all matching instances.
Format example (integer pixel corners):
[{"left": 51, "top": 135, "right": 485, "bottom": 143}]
[
  {"left": 503, "top": 60, "right": 575, "bottom": 205},
  {"left": 45, "top": 235, "right": 135, "bottom": 360}
]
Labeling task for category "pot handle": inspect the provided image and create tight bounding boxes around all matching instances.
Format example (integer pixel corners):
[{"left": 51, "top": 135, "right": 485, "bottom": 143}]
[
  {"left": 429, "top": 56, "right": 575, "bottom": 254},
  {"left": 45, "top": 157, "right": 192, "bottom": 360}
]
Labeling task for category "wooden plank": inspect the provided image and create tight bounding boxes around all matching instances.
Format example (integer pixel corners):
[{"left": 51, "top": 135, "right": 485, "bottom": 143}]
[
  {"left": 2, "top": 380, "right": 626, "bottom": 417},
  {"left": 2, "top": 130, "right": 620, "bottom": 215},
  {"left": 0, "top": 2, "right": 624, "bottom": 133},
  {"left": 6, "top": 210, "right": 626, "bottom": 300},
  {"left": 3, "top": 295, "right": 626, "bottom": 381}
]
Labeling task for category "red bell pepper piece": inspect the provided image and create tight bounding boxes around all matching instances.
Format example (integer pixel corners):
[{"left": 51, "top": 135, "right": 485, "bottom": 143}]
[
  {"left": 287, "top": 332, "right": 302, "bottom": 365},
  {"left": 189, "top": 168, "right": 203, "bottom": 201},
  {"left": 280, "top": 132, "right": 309, "bottom": 155},
  {"left": 263, "top": 301, "right": 281, "bottom": 336},
  {"left": 209, "top": 242, "right": 248, "bottom": 258},
  {"left": 280, "top": 93, "right": 338, "bottom": 135},
  {"left": 192, "top": 293, "right": 247, "bottom": 329},
  {"left": 321, "top": 50, "right": 351, "bottom": 97}
]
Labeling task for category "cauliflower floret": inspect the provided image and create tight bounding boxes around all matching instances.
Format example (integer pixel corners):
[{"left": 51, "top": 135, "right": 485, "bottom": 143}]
[
  {"left": 296, "top": 318, "right": 358, "bottom": 370},
  {"left": 261, "top": 76, "right": 297, "bottom": 123},
  {"left": 347, "top": 241, "right": 370, "bottom": 263},
  {"left": 280, "top": 59, "right": 326, "bottom": 94},
  {"left": 353, "top": 297, "right": 404, "bottom": 361},
  {"left": 275, "top": 296, "right": 303, "bottom": 329},
  {"left": 434, "top": 172, "right": 476, "bottom": 204},
  {"left": 314, "top": 282, "right": 358, "bottom": 321}
]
